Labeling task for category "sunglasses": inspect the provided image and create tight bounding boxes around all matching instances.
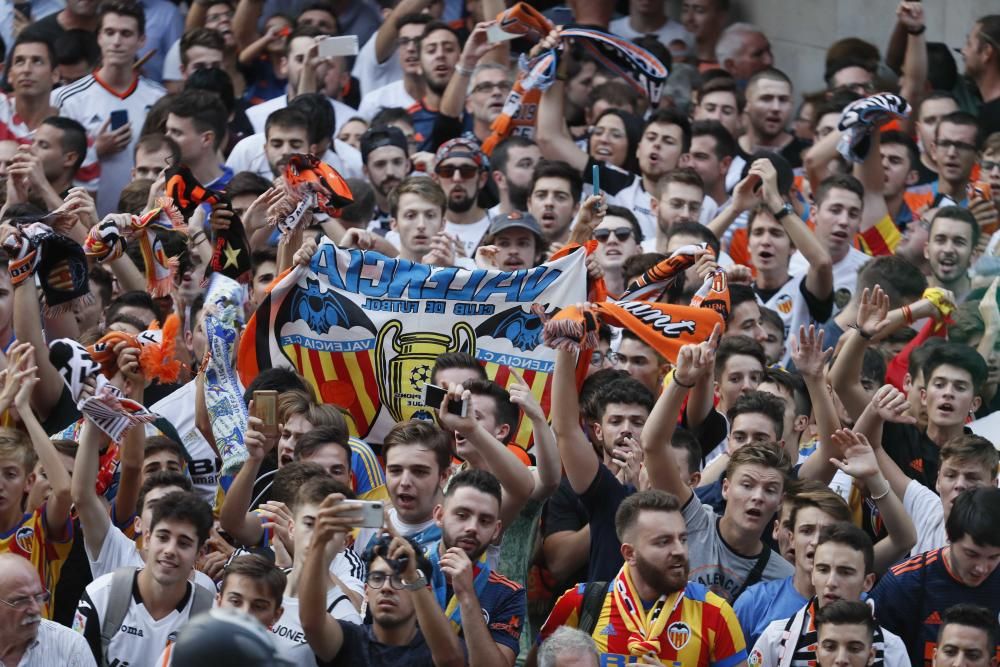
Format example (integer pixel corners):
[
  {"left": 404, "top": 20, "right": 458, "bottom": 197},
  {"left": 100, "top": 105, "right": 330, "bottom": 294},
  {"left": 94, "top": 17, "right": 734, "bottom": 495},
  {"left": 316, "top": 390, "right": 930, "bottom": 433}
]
[
  {"left": 594, "top": 227, "right": 634, "bottom": 243},
  {"left": 435, "top": 164, "right": 479, "bottom": 179}
]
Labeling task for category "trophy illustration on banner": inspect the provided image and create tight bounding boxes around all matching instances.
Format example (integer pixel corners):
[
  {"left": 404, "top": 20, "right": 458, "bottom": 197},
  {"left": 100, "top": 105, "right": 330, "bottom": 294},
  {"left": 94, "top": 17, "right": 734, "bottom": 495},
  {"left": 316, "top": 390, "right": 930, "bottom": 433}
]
[{"left": 375, "top": 320, "right": 476, "bottom": 423}]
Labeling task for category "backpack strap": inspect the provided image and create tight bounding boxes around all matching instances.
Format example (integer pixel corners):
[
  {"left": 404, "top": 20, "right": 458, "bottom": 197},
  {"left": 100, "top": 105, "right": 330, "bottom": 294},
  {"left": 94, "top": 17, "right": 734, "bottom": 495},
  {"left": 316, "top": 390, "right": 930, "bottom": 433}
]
[
  {"left": 100, "top": 567, "right": 140, "bottom": 667},
  {"left": 577, "top": 581, "right": 609, "bottom": 637}
]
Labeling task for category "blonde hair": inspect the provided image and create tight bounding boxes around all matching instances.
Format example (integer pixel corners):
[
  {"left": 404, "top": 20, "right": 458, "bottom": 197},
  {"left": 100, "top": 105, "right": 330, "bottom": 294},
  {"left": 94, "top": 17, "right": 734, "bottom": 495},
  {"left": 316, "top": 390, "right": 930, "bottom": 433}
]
[{"left": 0, "top": 428, "right": 37, "bottom": 474}]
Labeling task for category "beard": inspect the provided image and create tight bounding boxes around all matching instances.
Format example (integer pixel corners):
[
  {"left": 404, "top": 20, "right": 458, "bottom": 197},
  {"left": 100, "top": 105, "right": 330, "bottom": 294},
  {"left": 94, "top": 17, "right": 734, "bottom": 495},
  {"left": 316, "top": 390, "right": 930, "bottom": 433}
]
[
  {"left": 376, "top": 176, "right": 401, "bottom": 198},
  {"left": 423, "top": 68, "right": 449, "bottom": 96},
  {"left": 444, "top": 528, "right": 488, "bottom": 562},
  {"left": 634, "top": 551, "right": 688, "bottom": 595},
  {"left": 507, "top": 181, "right": 532, "bottom": 211},
  {"left": 448, "top": 190, "right": 478, "bottom": 214}
]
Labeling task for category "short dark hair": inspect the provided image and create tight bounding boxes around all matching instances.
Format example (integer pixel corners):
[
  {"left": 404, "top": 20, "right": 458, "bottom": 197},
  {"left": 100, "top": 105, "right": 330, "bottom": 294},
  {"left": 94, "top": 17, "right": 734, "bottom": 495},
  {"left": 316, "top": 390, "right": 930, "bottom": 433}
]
[
  {"left": 265, "top": 107, "right": 309, "bottom": 137},
  {"left": 931, "top": 205, "right": 981, "bottom": 247},
  {"left": 814, "top": 173, "right": 864, "bottom": 208},
  {"left": 285, "top": 25, "right": 326, "bottom": 56},
  {"left": 52, "top": 28, "right": 100, "bottom": 68},
  {"left": 763, "top": 367, "right": 811, "bottom": 417},
  {"left": 148, "top": 491, "right": 213, "bottom": 546},
  {"left": 463, "top": 379, "right": 519, "bottom": 444},
  {"left": 671, "top": 428, "right": 702, "bottom": 475},
  {"left": 242, "top": 368, "right": 309, "bottom": 404},
  {"left": 382, "top": 420, "right": 452, "bottom": 475},
  {"left": 922, "top": 343, "right": 988, "bottom": 398},
  {"left": 180, "top": 27, "right": 225, "bottom": 66},
  {"left": 907, "top": 336, "right": 947, "bottom": 381},
  {"left": 603, "top": 205, "right": 644, "bottom": 244},
  {"left": 615, "top": 489, "right": 681, "bottom": 541},
  {"left": 396, "top": 12, "right": 433, "bottom": 32},
  {"left": 340, "top": 178, "right": 375, "bottom": 225},
  {"left": 726, "top": 390, "right": 785, "bottom": 439},
  {"left": 271, "top": 461, "right": 326, "bottom": 505},
  {"left": 490, "top": 136, "right": 537, "bottom": 176},
  {"left": 592, "top": 376, "right": 656, "bottom": 422},
  {"left": 41, "top": 117, "right": 87, "bottom": 172},
  {"left": 664, "top": 221, "right": 721, "bottom": 259},
  {"left": 144, "top": 436, "right": 186, "bottom": 466},
  {"left": 644, "top": 108, "right": 692, "bottom": 153},
  {"left": 815, "top": 600, "right": 877, "bottom": 638},
  {"left": 289, "top": 93, "right": 335, "bottom": 146},
  {"left": 137, "top": 470, "right": 194, "bottom": 515},
  {"left": 227, "top": 171, "right": 272, "bottom": 199},
  {"left": 294, "top": 424, "right": 351, "bottom": 462},
  {"left": 98, "top": 0, "right": 146, "bottom": 36},
  {"left": 419, "top": 20, "right": 461, "bottom": 47},
  {"left": 816, "top": 521, "right": 873, "bottom": 573},
  {"left": 936, "top": 110, "right": 982, "bottom": 150},
  {"left": 747, "top": 66, "right": 793, "bottom": 92},
  {"left": 134, "top": 132, "right": 181, "bottom": 167},
  {"left": 531, "top": 159, "right": 583, "bottom": 203},
  {"left": 856, "top": 255, "right": 927, "bottom": 309},
  {"left": 11, "top": 32, "right": 56, "bottom": 68},
  {"left": 169, "top": 89, "right": 229, "bottom": 151},
  {"left": 445, "top": 468, "right": 502, "bottom": 511},
  {"left": 589, "top": 80, "right": 641, "bottom": 114},
  {"left": 727, "top": 285, "right": 756, "bottom": 320},
  {"left": 938, "top": 604, "right": 999, "bottom": 653},
  {"left": 793, "top": 494, "right": 852, "bottom": 538},
  {"left": 946, "top": 487, "right": 1000, "bottom": 547},
  {"left": 298, "top": 0, "right": 339, "bottom": 32},
  {"left": 698, "top": 75, "right": 745, "bottom": 113},
  {"left": 295, "top": 476, "right": 355, "bottom": 512},
  {"left": 690, "top": 119, "right": 737, "bottom": 159},
  {"left": 824, "top": 56, "right": 875, "bottom": 88},
  {"left": 184, "top": 67, "right": 236, "bottom": 115},
  {"left": 106, "top": 290, "right": 161, "bottom": 325},
  {"left": 220, "top": 555, "right": 286, "bottom": 607},
  {"left": 431, "top": 351, "right": 487, "bottom": 385},
  {"left": 880, "top": 129, "right": 920, "bottom": 173},
  {"left": 580, "top": 369, "right": 632, "bottom": 423},
  {"left": 714, "top": 335, "right": 766, "bottom": 378},
  {"left": 759, "top": 307, "right": 784, "bottom": 340}
]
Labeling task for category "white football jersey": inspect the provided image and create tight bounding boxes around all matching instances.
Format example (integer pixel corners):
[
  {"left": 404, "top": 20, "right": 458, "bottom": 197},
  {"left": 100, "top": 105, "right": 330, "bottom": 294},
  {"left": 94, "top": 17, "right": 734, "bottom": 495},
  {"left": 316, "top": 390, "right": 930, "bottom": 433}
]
[{"left": 271, "top": 587, "right": 361, "bottom": 665}]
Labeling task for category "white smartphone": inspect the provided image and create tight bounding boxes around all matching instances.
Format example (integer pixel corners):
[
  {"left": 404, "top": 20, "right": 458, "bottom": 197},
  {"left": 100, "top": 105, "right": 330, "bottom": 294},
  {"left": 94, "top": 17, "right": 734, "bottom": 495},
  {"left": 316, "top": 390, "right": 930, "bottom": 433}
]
[
  {"left": 486, "top": 24, "right": 519, "bottom": 43},
  {"left": 422, "top": 382, "right": 468, "bottom": 418},
  {"left": 342, "top": 500, "right": 384, "bottom": 529},
  {"left": 318, "top": 35, "right": 359, "bottom": 58}
]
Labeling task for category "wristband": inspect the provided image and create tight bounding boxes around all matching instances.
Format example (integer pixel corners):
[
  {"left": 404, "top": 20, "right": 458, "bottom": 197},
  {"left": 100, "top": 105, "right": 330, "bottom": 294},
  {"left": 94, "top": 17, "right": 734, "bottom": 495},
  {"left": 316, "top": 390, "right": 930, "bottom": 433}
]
[
  {"left": 906, "top": 25, "right": 926, "bottom": 35},
  {"left": 902, "top": 304, "right": 913, "bottom": 324},
  {"left": 849, "top": 324, "right": 873, "bottom": 340},
  {"left": 870, "top": 481, "right": 892, "bottom": 501},
  {"left": 455, "top": 64, "right": 474, "bottom": 77},
  {"left": 673, "top": 377, "right": 695, "bottom": 389}
]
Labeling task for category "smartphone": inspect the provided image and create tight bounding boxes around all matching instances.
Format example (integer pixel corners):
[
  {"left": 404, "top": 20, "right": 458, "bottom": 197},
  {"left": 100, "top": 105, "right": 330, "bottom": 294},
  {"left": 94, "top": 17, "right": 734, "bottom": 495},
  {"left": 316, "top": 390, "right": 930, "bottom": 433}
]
[
  {"left": 486, "top": 23, "right": 519, "bottom": 44},
  {"left": 318, "top": 35, "right": 359, "bottom": 58},
  {"left": 422, "top": 383, "right": 468, "bottom": 417},
  {"left": 592, "top": 164, "right": 600, "bottom": 196},
  {"left": 110, "top": 110, "right": 129, "bottom": 131},
  {"left": 343, "top": 500, "right": 384, "bottom": 529},
  {"left": 252, "top": 390, "right": 279, "bottom": 437}
]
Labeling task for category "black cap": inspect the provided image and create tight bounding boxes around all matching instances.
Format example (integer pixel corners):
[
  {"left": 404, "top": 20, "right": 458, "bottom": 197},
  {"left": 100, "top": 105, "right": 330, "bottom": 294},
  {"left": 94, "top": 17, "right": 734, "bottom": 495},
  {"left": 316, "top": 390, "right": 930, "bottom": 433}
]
[
  {"left": 486, "top": 211, "right": 544, "bottom": 240},
  {"left": 360, "top": 126, "right": 409, "bottom": 163}
]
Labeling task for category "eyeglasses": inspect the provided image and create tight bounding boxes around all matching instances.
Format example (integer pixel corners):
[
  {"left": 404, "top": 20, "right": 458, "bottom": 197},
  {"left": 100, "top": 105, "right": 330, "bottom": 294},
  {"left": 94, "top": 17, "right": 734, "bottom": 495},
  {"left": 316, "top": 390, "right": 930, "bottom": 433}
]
[
  {"left": 206, "top": 10, "right": 234, "bottom": 23},
  {"left": 594, "top": 227, "right": 634, "bottom": 243},
  {"left": 472, "top": 81, "right": 512, "bottom": 95},
  {"left": 435, "top": 164, "right": 479, "bottom": 179},
  {"left": 0, "top": 591, "right": 49, "bottom": 610},
  {"left": 398, "top": 37, "right": 420, "bottom": 48},
  {"left": 367, "top": 572, "right": 406, "bottom": 590},
  {"left": 936, "top": 139, "right": 977, "bottom": 153},
  {"left": 982, "top": 160, "right": 1000, "bottom": 172},
  {"left": 590, "top": 350, "right": 619, "bottom": 366}
]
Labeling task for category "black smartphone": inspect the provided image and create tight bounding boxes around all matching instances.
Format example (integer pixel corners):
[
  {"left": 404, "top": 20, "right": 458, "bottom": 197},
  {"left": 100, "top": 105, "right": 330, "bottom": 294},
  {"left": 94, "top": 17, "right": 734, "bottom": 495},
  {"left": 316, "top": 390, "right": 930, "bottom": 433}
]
[
  {"left": 110, "top": 109, "right": 129, "bottom": 131},
  {"left": 422, "top": 383, "right": 468, "bottom": 417}
]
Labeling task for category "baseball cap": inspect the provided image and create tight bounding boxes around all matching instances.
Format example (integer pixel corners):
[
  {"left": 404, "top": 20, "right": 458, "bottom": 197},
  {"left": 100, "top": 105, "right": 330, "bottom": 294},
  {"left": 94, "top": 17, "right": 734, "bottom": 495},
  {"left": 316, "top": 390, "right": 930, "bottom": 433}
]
[
  {"left": 434, "top": 137, "right": 488, "bottom": 170},
  {"left": 360, "top": 126, "right": 409, "bottom": 163},
  {"left": 486, "top": 210, "right": 543, "bottom": 240}
]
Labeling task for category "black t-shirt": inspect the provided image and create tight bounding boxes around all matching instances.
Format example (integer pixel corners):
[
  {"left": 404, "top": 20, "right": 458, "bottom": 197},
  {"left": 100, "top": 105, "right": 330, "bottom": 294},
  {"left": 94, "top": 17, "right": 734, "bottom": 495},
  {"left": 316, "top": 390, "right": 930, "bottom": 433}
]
[
  {"left": 978, "top": 98, "right": 1000, "bottom": 145},
  {"left": 881, "top": 422, "right": 972, "bottom": 490},
  {"left": 779, "top": 136, "right": 812, "bottom": 170},
  {"left": 578, "top": 464, "right": 634, "bottom": 582},
  {"left": 682, "top": 407, "right": 728, "bottom": 465},
  {"left": 318, "top": 622, "right": 436, "bottom": 667},
  {"left": 52, "top": 516, "right": 91, "bottom": 627},
  {"left": 541, "top": 478, "right": 590, "bottom": 588},
  {"left": 914, "top": 158, "right": 939, "bottom": 187},
  {"left": 41, "top": 385, "right": 81, "bottom": 436}
]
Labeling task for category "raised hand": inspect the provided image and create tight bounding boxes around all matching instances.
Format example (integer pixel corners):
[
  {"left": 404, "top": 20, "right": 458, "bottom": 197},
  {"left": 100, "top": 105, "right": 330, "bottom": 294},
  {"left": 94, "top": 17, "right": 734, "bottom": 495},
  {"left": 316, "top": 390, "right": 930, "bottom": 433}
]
[
  {"left": 435, "top": 382, "right": 478, "bottom": 435},
  {"left": 979, "top": 277, "right": 1000, "bottom": 332},
  {"left": 870, "top": 384, "right": 917, "bottom": 424},
  {"left": 293, "top": 237, "right": 318, "bottom": 268},
  {"left": 829, "top": 429, "right": 881, "bottom": 481},
  {"left": 896, "top": 1, "right": 925, "bottom": 32},
  {"left": 508, "top": 370, "right": 544, "bottom": 422},
  {"left": 423, "top": 232, "right": 458, "bottom": 267},
  {"left": 311, "top": 493, "right": 357, "bottom": 546},
  {"left": 730, "top": 173, "right": 763, "bottom": 213},
  {"left": 856, "top": 285, "right": 890, "bottom": 339},
  {"left": 11, "top": 346, "right": 38, "bottom": 414},
  {"left": 341, "top": 228, "right": 376, "bottom": 250},
  {"left": 611, "top": 436, "right": 643, "bottom": 487},
  {"left": 789, "top": 324, "right": 833, "bottom": 379},
  {"left": 474, "top": 245, "right": 500, "bottom": 269},
  {"left": 459, "top": 21, "right": 501, "bottom": 67},
  {"left": 673, "top": 323, "right": 721, "bottom": 387},
  {"left": 244, "top": 410, "right": 278, "bottom": 461},
  {"left": 439, "top": 546, "right": 475, "bottom": 595}
]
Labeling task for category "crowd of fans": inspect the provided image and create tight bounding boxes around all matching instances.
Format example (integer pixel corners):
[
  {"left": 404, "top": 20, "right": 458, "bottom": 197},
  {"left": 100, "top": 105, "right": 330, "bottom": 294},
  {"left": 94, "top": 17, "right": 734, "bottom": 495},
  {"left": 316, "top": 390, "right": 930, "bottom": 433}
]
[{"left": 0, "top": 0, "right": 999, "bottom": 665}]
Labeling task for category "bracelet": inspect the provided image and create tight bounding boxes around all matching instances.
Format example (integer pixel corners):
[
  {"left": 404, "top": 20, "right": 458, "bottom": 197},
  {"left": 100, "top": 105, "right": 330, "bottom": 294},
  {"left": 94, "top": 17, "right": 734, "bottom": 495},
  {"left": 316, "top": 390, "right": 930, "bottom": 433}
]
[
  {"left": 870, "top": 481, "right": 892, "bottom": 501},
  {"left": 455, "top": 64, "right": 474, "bottom": 77},
  {"left": 849, "top": 324, "right": 873, "bottom": 340},
  {"left": 902, "top": 304, "right": 913, "bottom": 324},
  {"left": 906, "top": 25, "right": 926, "bottom": 35},
  {"left": 673, "top": 377, "right": 695, "bottom": 389}
]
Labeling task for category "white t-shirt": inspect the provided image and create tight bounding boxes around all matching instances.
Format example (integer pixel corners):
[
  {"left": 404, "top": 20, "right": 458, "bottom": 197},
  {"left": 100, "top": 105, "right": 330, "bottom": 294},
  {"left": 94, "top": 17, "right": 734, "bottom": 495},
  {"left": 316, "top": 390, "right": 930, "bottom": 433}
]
[
  {"left": 789, "top": 246, "right": 870, "bottom": 315},
  {"left": 271, "top": 588, "right": 361, "bottom": 665},
  {"left": 225, "top": 132, "right": 363, "bottom": 181},
  {"left": 446, "top": 213, "right": 492, "bottom": 258},
  {"left": 352, "top": 32, "right": 404, "bottom": 97},
  {"left": 904, "top": 478, "right": 947, "bottom": 556},
  {"left": 608, "top": 15, "right": 693, "bottom": 50},
  {"left": 148, "top": 381, "right": 221, "bottom": 502},
  {"left": 608, "top": 175, "right": 657, "bottom": 243},
  {"left": 52, "top": 74, "right": 166, "bottom": 216},
  {"left": 162, "top": 39, "right": 182, "bottom": 82},
  {"left": 751, "top": 615, "right": 909, "bottom": 667},
  {"left": 354, "top": 507, "right": 438, "bottom": 557},
  {"left": 74, "top": 570, "right": 213, "bottom": 667},
  {"left": 86, "top": 522, "right": 217, "bottom": 591},
  {"left": 330, "top": 550, "right": 366, "bottom": 597},
  {"left": 357, "top": 79, "right": 416, "bottom": 121},
  {"left": 246, "top": 94, "right": 357, "bottom": 135},
  {"left": 759, "top": 273, "right": 815, "bottom": 366}
]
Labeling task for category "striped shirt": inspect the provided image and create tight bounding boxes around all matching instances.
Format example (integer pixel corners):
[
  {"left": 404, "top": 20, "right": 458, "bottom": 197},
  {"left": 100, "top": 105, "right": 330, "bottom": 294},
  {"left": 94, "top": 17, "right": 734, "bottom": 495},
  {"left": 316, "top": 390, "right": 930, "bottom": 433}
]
[
  {"left": 539, "top": 580, "right": 747, "bottom": 667},
  {"left": 17, "top": 618, "right": 96, "bottom": 667}
]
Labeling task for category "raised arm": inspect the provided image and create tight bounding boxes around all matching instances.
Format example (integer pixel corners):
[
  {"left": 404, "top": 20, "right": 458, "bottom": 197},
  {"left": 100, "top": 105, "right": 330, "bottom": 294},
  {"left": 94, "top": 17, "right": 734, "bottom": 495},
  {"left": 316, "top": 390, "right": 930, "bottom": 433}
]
[
  {"left": 217, "top": 411, "right": 274, "bottom": 547},
  {"left": 643, "top": 327, "right": 720, "bottom": 502},
  {"left": 437, "top": 384, "right": 534, "bottom": 528},
  {"left": 551, "top": 347, "right": 599, "bottom": 494},
  {"left": 111, "top": 341, "right": 146, "bottom": 525},
  {"left": 440, "top": 22, "right": 502, "bottom": 120},
  {"left": 829, "top": 287, "right": 889, "bottom": 421},
  {"left": 829, "top": 429, "right": 916, "bottom": 573},
  {"left": 300, "top": 494, "right": 349, "bottom": 662},
  {"left": 793, "top": 326, "right": 842, "bottom": 484},
  {"left": 508, "top": 371, "right": 560, "bottom": 501},
  {"left": 375, "top": 0, "right": 436, "bottom": 64},
  {"left": 14, "top": 346, "right": 71, "bottom": 539},
  {"left": 534, "top": 32, "right": 589, "bottom": 174},
  {"left": 802, "top": 124, "right": 845, "bottom": 194},
  {"left": 853, "top": 130, "right": 891, "bottom": 234},
  {"left": 854, "top": 384, "right": 918, "bottom": 500},
  {"left": 896, "top": 2, "right": 927, "bottom": 118},
  {"left": 232, "top": 0, "right": 264, "bottom": 53},
  {"left": 707, "top": 174, "right": 760, "bottom": 240},
  {"left": 71, "top": 415, "right": 113, "bottom": 558}
]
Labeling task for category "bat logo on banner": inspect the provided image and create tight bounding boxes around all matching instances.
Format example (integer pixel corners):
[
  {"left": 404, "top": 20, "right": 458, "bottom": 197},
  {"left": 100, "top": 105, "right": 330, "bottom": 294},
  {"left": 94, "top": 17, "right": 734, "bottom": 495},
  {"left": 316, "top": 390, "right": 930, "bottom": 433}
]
[{"left": 476, "top": 306, "right": 547, "bottom": 351}]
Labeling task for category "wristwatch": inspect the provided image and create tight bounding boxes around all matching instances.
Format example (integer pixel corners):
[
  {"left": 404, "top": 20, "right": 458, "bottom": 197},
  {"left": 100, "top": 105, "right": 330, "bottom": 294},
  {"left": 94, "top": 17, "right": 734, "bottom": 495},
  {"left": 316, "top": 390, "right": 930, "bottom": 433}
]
[
  {"left": 772, "top": 202, "right": 794, "bottom": 221},
  {"left": 402, "top": 572, "right": 428, "bottom": 591}
]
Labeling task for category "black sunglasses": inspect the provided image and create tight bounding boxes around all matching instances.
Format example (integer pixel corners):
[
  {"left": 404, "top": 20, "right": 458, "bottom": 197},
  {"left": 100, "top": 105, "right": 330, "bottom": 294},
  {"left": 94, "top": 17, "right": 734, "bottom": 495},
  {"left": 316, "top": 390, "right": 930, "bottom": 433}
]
[{"left": 594, "top": 227, "right": 634, "bottom": 243}]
